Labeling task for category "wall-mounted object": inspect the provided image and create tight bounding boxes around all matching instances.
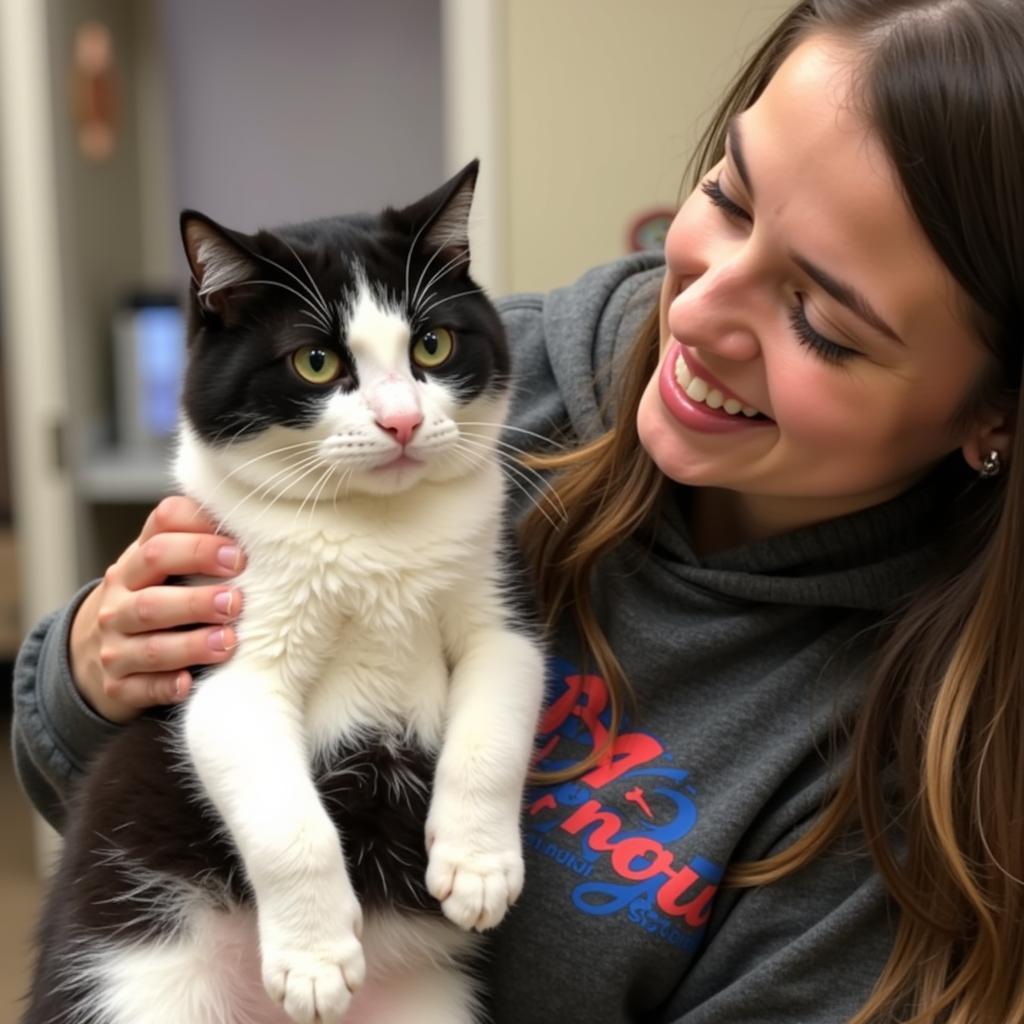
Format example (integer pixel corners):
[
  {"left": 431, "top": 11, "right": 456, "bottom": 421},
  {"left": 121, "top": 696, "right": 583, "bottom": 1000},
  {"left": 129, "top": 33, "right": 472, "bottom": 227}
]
[
  {"left": 71, "top": 21, "right": 119, "bottom": 162},
  {"left": 628, "top": 208, "right": 675, "bottom": 254}
]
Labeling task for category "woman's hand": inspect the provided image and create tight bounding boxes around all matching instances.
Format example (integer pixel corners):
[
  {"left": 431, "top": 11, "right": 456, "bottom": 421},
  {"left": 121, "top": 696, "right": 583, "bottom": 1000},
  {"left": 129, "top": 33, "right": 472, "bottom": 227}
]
[{"left": 69, "top": 496, "right": 246, "bottom": 723}]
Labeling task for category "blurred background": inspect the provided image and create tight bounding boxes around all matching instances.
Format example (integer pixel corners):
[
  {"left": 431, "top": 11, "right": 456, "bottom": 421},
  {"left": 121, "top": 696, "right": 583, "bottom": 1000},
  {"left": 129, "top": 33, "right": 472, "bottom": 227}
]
[{"left": 0, "top": 0, "right": 789, "bottom": 1014}]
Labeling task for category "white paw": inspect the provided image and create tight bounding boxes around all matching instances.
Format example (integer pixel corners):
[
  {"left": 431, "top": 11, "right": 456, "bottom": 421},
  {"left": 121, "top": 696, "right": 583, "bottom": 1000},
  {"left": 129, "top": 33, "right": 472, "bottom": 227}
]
[
  {"left": 261, "top": 936, "right": 366, "bottom": 1024},
  {"left": 425, "top": 833, "right": 524, "bottom": 931}
]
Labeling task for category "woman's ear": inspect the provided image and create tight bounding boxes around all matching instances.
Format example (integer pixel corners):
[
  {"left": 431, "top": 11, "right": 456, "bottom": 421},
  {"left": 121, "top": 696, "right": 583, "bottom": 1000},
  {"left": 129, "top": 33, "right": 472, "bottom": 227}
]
[{"left": 960, "top": 405, "right": 1016, "bottom": 473}]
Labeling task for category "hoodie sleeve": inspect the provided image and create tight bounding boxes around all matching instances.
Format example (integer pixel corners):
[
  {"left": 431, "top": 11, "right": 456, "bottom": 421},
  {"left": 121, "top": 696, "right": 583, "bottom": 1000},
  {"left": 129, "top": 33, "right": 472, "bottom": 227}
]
[{"left": 10, "top": 581, "right": 123, "bottom": 831}]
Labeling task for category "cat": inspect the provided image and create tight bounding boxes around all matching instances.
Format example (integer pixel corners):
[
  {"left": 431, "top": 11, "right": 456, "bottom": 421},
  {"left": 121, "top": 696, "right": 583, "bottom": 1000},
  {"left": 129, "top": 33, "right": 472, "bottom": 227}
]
[{"left": 21, "top": 160, "right": 546, "bottom": 1024}]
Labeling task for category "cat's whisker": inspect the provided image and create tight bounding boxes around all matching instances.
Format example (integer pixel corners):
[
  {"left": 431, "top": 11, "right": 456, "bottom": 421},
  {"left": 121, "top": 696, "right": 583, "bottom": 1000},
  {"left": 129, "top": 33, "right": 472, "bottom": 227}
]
[
  {"left": 458, "top": 421, "right": 567, "bottom": 450},
  {"left": 219, "top": 453, "right": 325, "bottom": 525},
  {"left": 224, "top": 440, "right": 324, "bottom": 480},
  {"left": 410, "top": 290, "right": 437, "bottom": 328},
  {"left": 459, "top": 430, "right": 565, "bottom": 487},
  {"left": 277, "top": 237, "right": 332, "bottom": 321},
  {"left": 458, "top": 428, "right": 543, "bottom": 462},
  {"left": 288, "top": 460, "right": 331, "bottom": 520},
  {"left": 413, "top": 287, "right": 484, "bottom": 324},
  {"left": 465, "top": 447, "right": 566, "bottom": 523},
  {"left": 453, "top": 442, "right": 561, "bottom": 529},
  {"left": 411, "top": 251, "right": 473, "bottom": 321},
  {"left": 296, "top": 465, "right": 330, "bottom": 523},
  {"left": 415, "top": 257, "right": 472, "bottom": 313},
  {"left": 253, "top": 245, "right": 331, "bottom": 322},
  {"left": 331, "top": 467, "right": 355, "bottom": 514},
  {"left": 458, "top": 431, "right": 565, "bottom": 513},
  {"left": 299, "top": 464, "right": 337, "bottom": 526},
  {"left": 253, "top": 457, "right": 332, "bottom": 525},
  {"left": 197, "top": 440, "right": 325, "bottom": 509},
  {"left": 293, "top": 321, "right": 331, "bottom": 337},
  {"left": 410, "top": 238, "right": 454, "bottom": 315},
  {"left": 410, "top": 219, "right": 469, "bottom": 313},
  {"left": 454, "top": 438, "right": 565, "bottom": 525},
  {"left": 244, "top": 279, "right": 331, "bottom": 332},
  {"left": 403, "top": 209, "right": 443, "bottom": 320},
  {"left": 205, "top": 416, "right": 265, "bottom": 450}
]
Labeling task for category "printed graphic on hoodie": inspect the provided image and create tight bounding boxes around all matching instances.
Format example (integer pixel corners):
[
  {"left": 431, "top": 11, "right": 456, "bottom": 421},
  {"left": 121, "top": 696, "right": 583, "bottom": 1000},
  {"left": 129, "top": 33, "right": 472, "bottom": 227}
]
[{"left": 527, "top": 658, "right": 723, "bottom": 951}]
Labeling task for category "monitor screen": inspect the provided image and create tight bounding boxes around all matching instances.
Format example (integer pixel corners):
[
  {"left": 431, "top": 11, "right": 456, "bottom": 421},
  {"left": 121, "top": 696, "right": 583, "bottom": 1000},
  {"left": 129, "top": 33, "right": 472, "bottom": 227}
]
[{"left": 131, "top": 303, "right": 185, "bottom": 437}]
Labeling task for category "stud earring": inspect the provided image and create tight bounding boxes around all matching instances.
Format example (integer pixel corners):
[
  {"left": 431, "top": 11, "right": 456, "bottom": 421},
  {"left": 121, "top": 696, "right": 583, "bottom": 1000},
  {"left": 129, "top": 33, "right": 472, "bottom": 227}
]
[{"left": 979, "top": 449, "right": 1003, "bottom": 478}]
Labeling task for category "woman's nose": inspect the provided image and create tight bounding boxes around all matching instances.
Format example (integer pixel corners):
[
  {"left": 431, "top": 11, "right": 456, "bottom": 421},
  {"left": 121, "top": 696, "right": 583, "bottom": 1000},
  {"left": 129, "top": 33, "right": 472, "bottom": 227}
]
[{"left": 667, "top": 262, "right": 762, "bottom": 363}]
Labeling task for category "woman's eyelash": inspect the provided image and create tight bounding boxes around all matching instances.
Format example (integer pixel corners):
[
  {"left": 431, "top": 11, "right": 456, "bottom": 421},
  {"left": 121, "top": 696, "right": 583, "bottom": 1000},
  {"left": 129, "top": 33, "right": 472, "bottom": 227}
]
[
  {"left": 788, "top": 298, "right": 857, "bottom": 365},
  {"left": 701, "top": 176, "right": 857, "bottom": 367},
  {"left": 700, "top": 177, "right": 750, "bottom": 221}
]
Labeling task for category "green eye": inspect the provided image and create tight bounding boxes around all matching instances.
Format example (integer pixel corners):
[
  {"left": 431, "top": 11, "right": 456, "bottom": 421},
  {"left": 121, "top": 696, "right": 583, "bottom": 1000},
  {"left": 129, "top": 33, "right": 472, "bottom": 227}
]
[
  {"left": 292, "top": 346, "right": 342, "bottom": 384},
  {"left": 411, "top": 327, "right": 455, "bottom": 369}
]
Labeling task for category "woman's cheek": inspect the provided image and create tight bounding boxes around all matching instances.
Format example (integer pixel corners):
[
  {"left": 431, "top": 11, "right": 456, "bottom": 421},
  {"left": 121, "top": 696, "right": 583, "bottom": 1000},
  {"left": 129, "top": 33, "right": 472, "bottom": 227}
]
[{"left": 767, "top": 362, "right": 859, "bottom": 447}]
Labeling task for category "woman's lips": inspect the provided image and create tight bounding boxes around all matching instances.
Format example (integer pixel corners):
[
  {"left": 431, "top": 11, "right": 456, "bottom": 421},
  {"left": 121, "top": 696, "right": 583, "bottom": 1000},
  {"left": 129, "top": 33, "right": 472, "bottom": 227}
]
[
  {"left": 676, "top": 346, "right": 766, "bottom": 416},
  {"left": 658, "top": 341, "right": 775, "bottom": 434}
]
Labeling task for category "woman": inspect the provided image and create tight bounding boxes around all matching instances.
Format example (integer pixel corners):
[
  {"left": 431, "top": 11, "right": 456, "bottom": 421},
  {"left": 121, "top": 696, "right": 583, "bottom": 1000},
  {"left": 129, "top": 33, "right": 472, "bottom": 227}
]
[{"left": 13, "top": 1, "right": 1024, "bottom": 1021}]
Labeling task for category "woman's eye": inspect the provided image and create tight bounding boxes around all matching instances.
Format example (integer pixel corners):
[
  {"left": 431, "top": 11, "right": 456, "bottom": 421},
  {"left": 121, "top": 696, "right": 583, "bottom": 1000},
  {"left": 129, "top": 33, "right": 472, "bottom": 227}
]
[
  {"left": 291, "top": 345, "right": 343, "bottom": 384},
  {"left": 411, "top": 327, "right": 455, "bottom": 369},
  {"left": 701, "top": 177, "right": 751, "bottom": 222},
  {"left": 700, "top": 178, "right": 857, "bottom": 367},
  {"left": 788, "top": 297, "right": 858, "bottom": 366}
]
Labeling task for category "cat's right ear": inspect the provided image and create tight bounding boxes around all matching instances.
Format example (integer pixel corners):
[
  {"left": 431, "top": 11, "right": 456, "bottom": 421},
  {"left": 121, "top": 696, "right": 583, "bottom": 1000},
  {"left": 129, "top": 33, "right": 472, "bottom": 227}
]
[{"left": 180, "top": 212, "right": 260, "bottom": 323}]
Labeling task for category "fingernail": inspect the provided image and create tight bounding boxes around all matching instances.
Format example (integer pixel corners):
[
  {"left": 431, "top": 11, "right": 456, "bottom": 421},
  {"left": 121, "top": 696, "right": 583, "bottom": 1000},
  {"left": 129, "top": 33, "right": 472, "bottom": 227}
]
[
  {"left": 213, "top": 590, "right": 233, "bottom": 615},
  {"left": 217, "top": 545, "right": 240, "bottom": 570},
  {"left": 208, "top": 629, "right": 227, "bottom": 651},
  {"left": 174, "top": 672, "right": 191, "bottom": 700}
]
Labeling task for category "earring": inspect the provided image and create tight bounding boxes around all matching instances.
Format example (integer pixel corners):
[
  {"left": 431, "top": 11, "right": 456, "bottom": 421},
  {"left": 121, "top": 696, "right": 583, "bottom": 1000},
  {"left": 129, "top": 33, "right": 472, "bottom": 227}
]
[{"left": 980, "top": 449, "right": 1002, "bottom": 478}]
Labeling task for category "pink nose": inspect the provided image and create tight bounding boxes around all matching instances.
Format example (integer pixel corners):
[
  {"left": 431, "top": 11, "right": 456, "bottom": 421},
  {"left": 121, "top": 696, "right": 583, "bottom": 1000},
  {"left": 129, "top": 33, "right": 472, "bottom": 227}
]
[{"left": 376, "top": 411, "right": 422, "bottom": 446}]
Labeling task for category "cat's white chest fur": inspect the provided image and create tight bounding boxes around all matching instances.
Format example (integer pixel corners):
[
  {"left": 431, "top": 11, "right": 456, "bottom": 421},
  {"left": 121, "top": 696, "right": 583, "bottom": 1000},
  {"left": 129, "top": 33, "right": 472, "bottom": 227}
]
[{"left": 175, "top": 425, "right": 506, "bottom": 752}]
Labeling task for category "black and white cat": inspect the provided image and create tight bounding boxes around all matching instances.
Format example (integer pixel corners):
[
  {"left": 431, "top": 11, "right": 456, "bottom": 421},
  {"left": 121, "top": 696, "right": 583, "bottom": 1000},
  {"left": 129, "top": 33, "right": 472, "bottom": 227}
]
[{"left": 22, "top": 161, "right": 545, "bottom": 1024}]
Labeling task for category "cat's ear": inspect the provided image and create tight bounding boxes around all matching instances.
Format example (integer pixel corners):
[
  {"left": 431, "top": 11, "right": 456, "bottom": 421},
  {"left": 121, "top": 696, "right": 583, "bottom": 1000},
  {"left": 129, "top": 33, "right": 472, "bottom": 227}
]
[
  {"left": 391, "top": 159, "right": 479, "bottom": 269},
  {"left": 180, "top": 211, "right": 261, "bottom": 321}
]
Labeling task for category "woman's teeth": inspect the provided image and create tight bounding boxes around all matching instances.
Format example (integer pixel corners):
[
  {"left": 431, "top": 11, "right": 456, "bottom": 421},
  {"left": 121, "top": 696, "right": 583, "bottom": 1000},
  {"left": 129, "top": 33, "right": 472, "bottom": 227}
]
[{"left": 674, "top": 356, "right": 761, "bottom": 418}]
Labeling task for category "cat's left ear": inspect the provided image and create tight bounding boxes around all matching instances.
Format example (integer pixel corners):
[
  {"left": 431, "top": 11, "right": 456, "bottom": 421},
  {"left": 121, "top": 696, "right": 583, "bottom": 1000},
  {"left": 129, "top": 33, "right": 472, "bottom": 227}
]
[
  {"left": 180, "top": 211, "right": 261, "bottom": 322},
  {"left": 389, "top": 159, "right": 479, "bottom": 270}
]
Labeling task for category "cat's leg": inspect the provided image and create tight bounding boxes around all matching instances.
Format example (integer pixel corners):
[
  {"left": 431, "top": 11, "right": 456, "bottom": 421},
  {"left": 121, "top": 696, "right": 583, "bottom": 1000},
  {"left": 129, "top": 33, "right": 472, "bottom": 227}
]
[
  {"left": 185, "top": 662, "right": 365, "bottom": 1024},
  {"left": 429, "top": 582, "right": 546, "bottom": 932}
]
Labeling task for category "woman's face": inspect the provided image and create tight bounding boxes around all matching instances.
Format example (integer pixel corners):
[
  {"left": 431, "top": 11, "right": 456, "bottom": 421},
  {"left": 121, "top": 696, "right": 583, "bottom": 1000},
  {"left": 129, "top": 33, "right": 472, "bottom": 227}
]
[{"left": 637, "top": 34, "right": 1003, "bottom": 535}]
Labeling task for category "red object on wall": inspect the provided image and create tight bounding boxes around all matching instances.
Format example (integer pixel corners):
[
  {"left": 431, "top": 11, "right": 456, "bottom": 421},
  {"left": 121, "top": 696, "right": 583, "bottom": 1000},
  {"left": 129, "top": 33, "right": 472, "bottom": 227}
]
[
  {"left": 71, "top": 21, "right": 119, "bottom": 162},
  {"left": 627, "top": 208, "right": 675, "bottom": 253}
]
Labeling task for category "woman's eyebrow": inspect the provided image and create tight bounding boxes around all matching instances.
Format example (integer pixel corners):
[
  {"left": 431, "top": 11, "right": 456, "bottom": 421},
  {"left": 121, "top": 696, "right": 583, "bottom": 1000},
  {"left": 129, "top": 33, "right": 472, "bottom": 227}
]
[
  {"left": 727, "top": 114, "right": 904, "bottom": 347},
  {"left": 725, "top": 116, "right": 756, "bottom": 198},
  {"left": 790, "top": 256, "right": 904, "bottom": 346}
]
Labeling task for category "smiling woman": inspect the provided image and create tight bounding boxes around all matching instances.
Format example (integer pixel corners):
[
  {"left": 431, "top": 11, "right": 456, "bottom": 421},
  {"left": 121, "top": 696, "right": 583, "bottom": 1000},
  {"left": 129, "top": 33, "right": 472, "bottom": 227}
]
[{"left": 521, "top": 1, "right": 1024, "bottom": 1022}]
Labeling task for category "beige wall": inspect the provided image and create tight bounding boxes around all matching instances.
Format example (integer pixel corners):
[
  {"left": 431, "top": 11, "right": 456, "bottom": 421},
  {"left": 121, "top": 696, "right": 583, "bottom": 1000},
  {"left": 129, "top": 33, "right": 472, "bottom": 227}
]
[{"left": 503, "top": 0, "right": 791, "bottom": 295}]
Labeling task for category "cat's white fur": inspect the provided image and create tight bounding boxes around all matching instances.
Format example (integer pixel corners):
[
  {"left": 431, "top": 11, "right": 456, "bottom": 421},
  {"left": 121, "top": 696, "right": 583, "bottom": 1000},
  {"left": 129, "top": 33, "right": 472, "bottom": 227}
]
[
  {"left": 126, "top": 279, "right": 545, "bottom": 1024},
  {"left": 61, "top": 906, "right": 480, "bottom": 1024}
]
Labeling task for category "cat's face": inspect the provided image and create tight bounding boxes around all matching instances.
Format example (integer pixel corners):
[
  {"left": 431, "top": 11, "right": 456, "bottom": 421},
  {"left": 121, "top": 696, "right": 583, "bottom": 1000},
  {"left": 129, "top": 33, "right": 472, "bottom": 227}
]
[{"left": 179, "top": 161, "right": 509, "bottom": 500}]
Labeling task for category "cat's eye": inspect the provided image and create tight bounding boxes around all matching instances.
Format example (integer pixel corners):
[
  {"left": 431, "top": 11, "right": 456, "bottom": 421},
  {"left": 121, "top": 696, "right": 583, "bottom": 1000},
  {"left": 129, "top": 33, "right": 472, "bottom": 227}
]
[
  {"left": 292, "top": 346, "right": 342, "bottom": 385},
  {"left": 411, "top": 328, "right": 455, "bottom": 369}
]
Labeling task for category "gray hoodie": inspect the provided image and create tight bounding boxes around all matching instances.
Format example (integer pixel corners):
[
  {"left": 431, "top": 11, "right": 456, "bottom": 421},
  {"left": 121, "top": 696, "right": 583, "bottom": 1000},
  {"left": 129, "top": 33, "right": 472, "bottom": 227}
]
[{"left": 13, "top": 253, "right": 957, "bottom": 1023}]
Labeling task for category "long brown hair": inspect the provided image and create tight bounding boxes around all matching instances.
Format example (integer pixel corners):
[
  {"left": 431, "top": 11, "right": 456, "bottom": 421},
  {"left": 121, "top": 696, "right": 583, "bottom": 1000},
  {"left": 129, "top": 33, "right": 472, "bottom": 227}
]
[{"left": 522, "top": 2, "right": 1024, "bottom": 1020}]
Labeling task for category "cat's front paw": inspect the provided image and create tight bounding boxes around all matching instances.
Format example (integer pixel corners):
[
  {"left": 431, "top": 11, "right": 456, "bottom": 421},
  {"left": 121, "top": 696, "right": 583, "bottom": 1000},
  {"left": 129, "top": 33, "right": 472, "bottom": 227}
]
[
  {"left": 425, "top": 827, "right": 524, "bottom": 931},
  {"left": 261, "top": 936, "right": 365, "bottom": 1024}
]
